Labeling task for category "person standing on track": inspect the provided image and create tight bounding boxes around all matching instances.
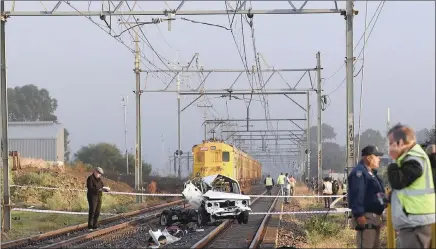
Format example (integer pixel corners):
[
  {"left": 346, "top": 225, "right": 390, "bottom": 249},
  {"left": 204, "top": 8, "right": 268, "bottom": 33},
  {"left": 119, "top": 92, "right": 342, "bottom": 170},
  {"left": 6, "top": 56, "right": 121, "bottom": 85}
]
[
  {"left": 86, "top": 167, "right": 109, "bottom": 231},
  {"left": 386, "top": 124, "right": 435, "bottom": 249},
  {"left": 277, "top": 172, "right": 286, "bottom": 195},
  {"left": 322, "top": 177, "right": 333, "bottom": 208},
  {"left": 342, "top": 179, "right": 348, "bottom": 202},
  {"left": 264, "top": 174, "right": 275, "bottom": 195},
  {"left": 284, "top": 173, "right": 291, "bottom": 204},
  {"left": 348, "top": 145, "right": 386, "bottom": 249},
  {"left": 332, "top": 179, "right": 339, "bottom": 201},
  {"left": 289, "top": 175, "right": 296, "bottom": 196}
]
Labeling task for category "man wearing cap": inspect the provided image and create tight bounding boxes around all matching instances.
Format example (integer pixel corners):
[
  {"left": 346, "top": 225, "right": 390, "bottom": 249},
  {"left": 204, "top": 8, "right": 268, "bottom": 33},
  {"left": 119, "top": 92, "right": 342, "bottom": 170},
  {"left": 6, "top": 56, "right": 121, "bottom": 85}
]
[
  {"left": 86, "top": 167, "right": 109, "bottom": 230},
  {"left": 348, "top": 146, "right": 387, "bottom": 249}
]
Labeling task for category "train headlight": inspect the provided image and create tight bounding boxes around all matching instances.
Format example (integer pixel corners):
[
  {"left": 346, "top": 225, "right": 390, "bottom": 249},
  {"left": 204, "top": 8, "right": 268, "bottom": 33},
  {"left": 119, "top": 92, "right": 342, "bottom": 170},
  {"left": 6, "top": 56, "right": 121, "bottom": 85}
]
[
  {"left": 214, "top": 202, "right": 219, "bottom": 207},
  {"left": 242, "top": 200, "right": 247, "bottom": 206}
]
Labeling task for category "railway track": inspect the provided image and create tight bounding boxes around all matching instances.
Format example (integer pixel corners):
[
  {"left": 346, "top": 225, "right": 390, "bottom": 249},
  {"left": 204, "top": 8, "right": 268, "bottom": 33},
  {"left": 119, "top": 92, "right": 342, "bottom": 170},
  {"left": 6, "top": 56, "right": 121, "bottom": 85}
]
[
  {"left": 191, "top": 189, "right": 280, "bottom": 249},
  {"left": 3, "top": 184, "right": 270, "bottom": 249},
  {"left": 1, "top": 200, "right": 183, "bottom": 249}
]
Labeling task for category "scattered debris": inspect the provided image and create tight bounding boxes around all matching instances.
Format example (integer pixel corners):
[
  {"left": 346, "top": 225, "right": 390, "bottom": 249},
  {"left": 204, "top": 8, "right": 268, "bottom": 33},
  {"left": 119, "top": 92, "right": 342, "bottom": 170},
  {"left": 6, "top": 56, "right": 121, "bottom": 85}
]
[
  {"left": 147, "top": 223, "right": 207, "bottom": 248},
  {"left": 147, "top": 229, "right": 181, "bottom": 248}
]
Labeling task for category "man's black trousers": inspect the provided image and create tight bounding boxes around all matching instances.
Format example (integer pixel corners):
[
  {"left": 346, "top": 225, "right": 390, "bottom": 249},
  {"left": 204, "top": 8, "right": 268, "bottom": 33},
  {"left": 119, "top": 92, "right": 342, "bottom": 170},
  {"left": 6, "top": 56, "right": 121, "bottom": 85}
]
[{"left": 87, "top": 193, "right": 102, "bottom": 229}]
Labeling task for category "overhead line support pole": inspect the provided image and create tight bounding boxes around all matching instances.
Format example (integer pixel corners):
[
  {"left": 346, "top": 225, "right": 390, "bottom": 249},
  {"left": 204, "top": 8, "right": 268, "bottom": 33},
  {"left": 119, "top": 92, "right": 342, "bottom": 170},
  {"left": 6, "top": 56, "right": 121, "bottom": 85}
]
[
  {"left": 0, "top": 1, "right": 11, "bottom": 232},
  {"left": 345, "top": 0, "right": 355, "bottom": 174},
  {"left": 177, "top": 62, "right": 182, "bottom": 179},
  {"left": 134, "top": 28, "right": 142, "bottom": 203},
  {"left": 306, "top": 93, "right": 311, "bottom": 180},
  {"left": 316, "top": 52, "right": 322, "bottom": 193}
]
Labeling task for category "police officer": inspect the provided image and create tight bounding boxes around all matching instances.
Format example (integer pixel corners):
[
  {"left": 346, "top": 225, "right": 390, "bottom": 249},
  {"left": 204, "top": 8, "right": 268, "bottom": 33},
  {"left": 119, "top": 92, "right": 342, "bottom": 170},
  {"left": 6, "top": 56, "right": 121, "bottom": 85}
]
[
  {"left": 277, "top": 172, "right": 286, "bottom": 195},
  {"left": 86, "top": 167, "right": 108, "bottom": 231},
  {"left": 348, "top": 145, "right": 386, "bottom": 249},
  {"left": 264, "top": 174, "right": 274, "bottom": 195},
  {"left": 387, "top": 124, "right": 435, "bottom": 249}
]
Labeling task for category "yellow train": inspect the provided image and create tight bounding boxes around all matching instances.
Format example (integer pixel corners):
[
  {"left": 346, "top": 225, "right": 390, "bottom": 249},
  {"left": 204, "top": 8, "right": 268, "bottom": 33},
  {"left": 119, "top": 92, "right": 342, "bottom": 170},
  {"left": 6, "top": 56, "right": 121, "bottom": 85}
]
[{"left": 192, "top": 139, "right": 262, "bottom": 192}]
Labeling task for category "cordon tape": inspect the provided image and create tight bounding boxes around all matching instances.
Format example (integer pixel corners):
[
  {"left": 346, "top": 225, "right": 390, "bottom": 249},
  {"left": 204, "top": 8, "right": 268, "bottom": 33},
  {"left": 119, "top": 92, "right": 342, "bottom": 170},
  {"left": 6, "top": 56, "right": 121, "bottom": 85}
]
[
  {"left": 12, "top": 207, "right": 350, "bottom": 216},
  {"left": 10, "top": 185, "right": 346, "bottom": 198}
]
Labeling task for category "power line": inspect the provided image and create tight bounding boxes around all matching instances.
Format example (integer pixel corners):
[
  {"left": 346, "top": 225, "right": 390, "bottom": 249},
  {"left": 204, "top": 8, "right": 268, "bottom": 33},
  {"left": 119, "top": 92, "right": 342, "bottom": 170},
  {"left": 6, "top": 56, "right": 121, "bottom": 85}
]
[
  {"left": 356, "top": 0, "right": 370, "bottom": 158},
  {"left": 322, "top": 1, "right": 385, "bottom": 86},
  {"left": 326, "top": 1, "right": 386, "bottom": 96}
]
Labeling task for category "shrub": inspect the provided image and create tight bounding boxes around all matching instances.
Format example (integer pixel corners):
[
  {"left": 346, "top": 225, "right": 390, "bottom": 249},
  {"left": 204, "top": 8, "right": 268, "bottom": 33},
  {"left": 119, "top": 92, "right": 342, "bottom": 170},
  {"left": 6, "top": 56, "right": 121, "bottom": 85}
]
[{"left": 304, "top": 215, "right": 341, "bottom": 237}]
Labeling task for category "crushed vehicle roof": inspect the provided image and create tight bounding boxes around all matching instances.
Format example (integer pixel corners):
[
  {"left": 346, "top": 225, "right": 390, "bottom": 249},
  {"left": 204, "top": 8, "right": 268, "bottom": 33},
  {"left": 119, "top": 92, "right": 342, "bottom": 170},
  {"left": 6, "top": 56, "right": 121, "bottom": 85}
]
[{"left": 202, "top": 174, "right": 239, "bottom": 187}]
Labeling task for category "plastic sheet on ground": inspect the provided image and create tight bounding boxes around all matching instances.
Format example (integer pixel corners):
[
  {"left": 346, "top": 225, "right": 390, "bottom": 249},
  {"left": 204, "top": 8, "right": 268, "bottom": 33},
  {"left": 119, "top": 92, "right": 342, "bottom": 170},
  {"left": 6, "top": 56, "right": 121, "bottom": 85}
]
[{"left": 148, "top": 228, "right": 181, "bottom": 248}]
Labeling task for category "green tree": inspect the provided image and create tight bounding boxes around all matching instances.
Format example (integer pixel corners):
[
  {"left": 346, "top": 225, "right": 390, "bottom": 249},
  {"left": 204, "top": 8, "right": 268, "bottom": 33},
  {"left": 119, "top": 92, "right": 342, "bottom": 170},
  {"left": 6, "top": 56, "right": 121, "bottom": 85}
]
[
  {"left": 354, "top": 129, "right": 386, "bottom": 156},
  {"left": 74, "top": 143, "right": 152, "bottom": 178},
  {"left": 309, "top": 123, "right": 337, "bottom": 143},
  {"left": 426, "top": 126, "right": 436, "bottom": 144},
  {"left": 7, "top": 84, "right": 70, "bottom": 162},
  {"left": 307, "top": 123, "right": 344, "bottom": 176},
  {"left": 64, "top": 129, "right": 71, "bottom": 162},
  {"left": 416, "top": 128, "right": 430, "bottom": 144}
]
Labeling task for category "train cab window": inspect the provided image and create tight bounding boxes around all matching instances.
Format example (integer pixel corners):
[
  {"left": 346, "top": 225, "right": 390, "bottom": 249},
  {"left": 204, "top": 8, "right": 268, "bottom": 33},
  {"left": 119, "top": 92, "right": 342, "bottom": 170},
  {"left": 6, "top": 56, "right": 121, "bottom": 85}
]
[{"left": 222, "top": 151, "right": 230, "bottom": 162}]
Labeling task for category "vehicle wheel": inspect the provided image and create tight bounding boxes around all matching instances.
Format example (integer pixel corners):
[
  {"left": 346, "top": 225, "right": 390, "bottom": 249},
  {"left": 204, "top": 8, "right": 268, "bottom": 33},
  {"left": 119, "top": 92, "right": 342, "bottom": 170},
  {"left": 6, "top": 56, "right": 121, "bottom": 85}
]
[
  {"left": 237, "top": 214, "right": 243, "bottom": 224},
  {"left": 197, "top": 207, "right": 208, "bottom": 226},
  {"left": 160, "top": 210, "right": 173, "bottom": 226},
  {"left": 241, "top": 210, "right": 249, "bottom": 224}
]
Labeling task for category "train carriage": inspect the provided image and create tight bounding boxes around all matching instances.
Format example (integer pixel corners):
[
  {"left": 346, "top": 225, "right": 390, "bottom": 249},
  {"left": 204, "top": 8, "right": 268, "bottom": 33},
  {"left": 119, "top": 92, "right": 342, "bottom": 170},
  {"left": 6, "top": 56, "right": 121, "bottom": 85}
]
[{"left": 192, "top": 139, "right": 262, "bottom": 192}]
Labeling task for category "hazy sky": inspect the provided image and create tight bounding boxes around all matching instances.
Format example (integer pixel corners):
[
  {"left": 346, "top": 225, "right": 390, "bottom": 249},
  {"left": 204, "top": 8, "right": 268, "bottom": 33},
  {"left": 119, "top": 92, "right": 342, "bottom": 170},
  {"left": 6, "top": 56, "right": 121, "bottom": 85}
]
[{"left": 4, "top": 1, "right": 435, "bottom": 176}]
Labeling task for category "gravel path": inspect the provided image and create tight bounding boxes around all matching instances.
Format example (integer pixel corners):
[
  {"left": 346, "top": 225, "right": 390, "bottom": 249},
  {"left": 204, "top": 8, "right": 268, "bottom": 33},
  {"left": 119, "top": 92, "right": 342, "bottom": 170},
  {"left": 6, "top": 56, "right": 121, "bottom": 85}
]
[{"left": 276, "top": 198, "right": 309, "bottom": 248}]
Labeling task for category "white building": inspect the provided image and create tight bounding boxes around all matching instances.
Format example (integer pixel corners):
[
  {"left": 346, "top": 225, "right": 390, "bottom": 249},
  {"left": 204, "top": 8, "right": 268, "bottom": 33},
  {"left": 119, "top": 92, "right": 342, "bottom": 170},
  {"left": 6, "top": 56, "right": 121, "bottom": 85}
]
[{"left": 8, "top": 121, "right": 65, "bottom": 162}]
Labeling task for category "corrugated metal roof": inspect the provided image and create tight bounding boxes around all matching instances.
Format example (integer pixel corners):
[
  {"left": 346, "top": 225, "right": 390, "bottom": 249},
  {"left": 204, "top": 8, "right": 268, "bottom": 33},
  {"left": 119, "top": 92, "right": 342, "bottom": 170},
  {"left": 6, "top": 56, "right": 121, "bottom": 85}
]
[{"left": 8, "top": 121, "right": 63, "bottom": 139}]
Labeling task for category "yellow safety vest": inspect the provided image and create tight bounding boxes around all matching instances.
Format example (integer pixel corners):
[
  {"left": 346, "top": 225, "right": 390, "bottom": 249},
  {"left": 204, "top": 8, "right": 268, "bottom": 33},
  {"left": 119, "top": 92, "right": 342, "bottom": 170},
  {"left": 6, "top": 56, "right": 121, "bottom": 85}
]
[
  {"left": 342, "top": 184, "right": 347, "bottom": 193},
  {"left": 396, "top": 144, "right": 435, "bottom": 214},
  {"left": 277, "top": 175, "right": 285, "bottom": 185},
  {"left": 265, "top": 177, "right": 273, "bottom": 186}
]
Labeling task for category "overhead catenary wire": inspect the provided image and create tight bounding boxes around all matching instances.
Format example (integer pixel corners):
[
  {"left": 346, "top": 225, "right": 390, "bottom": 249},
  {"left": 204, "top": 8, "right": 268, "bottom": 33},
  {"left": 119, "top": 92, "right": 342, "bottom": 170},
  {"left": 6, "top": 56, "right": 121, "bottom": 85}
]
[
  {"left": 64, "top": 1, "right": 166, "bottom": 83},
  {"left": 322, "top": 1, "right": 385, "bottom": 87},
  {"left": 356, "top": 0, "right": 369, "bottom": 159},
  {"left": 326, "top": 1, "right": 386, "bottom": 96}
]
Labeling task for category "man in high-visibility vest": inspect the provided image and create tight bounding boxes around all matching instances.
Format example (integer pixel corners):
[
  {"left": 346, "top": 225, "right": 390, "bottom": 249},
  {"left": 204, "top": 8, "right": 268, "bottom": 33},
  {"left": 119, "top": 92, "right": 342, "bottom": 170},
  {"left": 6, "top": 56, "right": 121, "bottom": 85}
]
[
  {"left": 277, "top": 172, "right": 286, "bottom": 195},
  {"left": 264, "top": 174, "right": 275, "bottom": 195},
  {"left": 387, "top": 124, "right": 435, "bottom": 249}
]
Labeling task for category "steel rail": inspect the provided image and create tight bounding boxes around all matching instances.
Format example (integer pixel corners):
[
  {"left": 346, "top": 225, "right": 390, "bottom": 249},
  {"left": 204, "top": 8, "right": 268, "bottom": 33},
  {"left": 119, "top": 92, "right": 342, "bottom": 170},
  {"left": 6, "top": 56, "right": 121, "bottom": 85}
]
[
  {"left": 1, "top": 200, "right": 183, "bottom": 248},
  {"left": 191, "top": 190, "right": 274, "bottom": 248}
]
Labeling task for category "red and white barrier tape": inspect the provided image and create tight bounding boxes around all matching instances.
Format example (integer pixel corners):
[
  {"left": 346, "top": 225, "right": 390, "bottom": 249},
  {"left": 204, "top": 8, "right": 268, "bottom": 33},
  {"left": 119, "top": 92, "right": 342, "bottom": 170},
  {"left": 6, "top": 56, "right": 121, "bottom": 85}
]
[
  {"left": 250, "top": 209, "right": 351, "bottom": 215},
  {"left": 11, "top": 207, "right": 350, "bottom": 216},
  {"left": 10, "top": 185, "right": 346, "bottom": 198}
]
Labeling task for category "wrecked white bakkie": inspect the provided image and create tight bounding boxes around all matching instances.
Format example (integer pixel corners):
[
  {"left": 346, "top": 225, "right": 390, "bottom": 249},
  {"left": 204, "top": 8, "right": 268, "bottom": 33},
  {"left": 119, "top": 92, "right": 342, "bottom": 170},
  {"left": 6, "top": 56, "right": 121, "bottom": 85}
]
[{"left": 159, "top": 174, "right": 251, "bottom": 226}]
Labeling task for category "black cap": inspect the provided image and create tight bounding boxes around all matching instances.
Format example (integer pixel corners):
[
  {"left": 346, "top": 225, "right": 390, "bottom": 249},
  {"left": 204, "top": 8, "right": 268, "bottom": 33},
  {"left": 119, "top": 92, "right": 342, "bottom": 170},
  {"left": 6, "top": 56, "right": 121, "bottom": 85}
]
[{"left": 361, "top": 145, "right": 384, "bottom": 157}]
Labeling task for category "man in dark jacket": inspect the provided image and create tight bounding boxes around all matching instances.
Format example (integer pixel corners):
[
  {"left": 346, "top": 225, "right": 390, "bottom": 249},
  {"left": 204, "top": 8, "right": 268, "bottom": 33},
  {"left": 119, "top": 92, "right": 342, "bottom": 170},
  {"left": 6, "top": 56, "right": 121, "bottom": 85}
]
[
  {"left": 425, "top": 144, "right": 436, "bottom": 186},
  {"left": 348, "top": 145, "right": 386, "bottom": 248},
  {"left": 86, "top": 167, "right": 108, "bottom": 230}
]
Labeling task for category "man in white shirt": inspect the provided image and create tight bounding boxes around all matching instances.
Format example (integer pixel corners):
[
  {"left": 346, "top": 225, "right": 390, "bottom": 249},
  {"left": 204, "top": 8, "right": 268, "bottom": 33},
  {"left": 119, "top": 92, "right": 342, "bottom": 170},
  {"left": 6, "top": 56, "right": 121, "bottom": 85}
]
[{"left": 284, "top": 173, "right": 291, "bottom": 203}]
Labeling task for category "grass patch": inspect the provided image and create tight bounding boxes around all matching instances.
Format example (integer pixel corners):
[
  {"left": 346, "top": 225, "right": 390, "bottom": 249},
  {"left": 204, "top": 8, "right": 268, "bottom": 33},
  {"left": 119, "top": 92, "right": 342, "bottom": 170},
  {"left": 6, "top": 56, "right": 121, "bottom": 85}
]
[
  {"left": 10, "top": 170, "right": 137, "bottom": 213},
  {"left": 2, "top": 211, "right": 87, "bottom": 242}
]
